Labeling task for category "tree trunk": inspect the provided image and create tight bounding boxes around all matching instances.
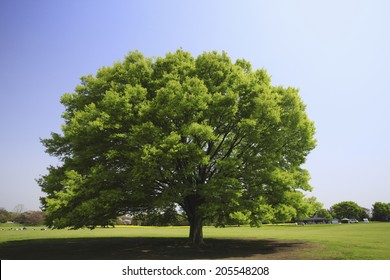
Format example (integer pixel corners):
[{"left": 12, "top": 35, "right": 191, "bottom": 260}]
[
  {"left": 189, "top": 215, "right": 204, "bottom": 246},
  {"left": 183, "top": 194, "right": 205, "bottom": 246}
]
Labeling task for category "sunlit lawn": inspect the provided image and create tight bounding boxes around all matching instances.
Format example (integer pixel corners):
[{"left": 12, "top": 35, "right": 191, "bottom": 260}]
[{"left": 1, "top": 222, "right": 389, "bottom": 259}]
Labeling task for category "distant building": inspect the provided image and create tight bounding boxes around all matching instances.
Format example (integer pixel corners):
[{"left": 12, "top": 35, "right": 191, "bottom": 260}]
[
  {"left": 304, "top": 215, "right": 330, "bottom": 224},
  {"left": 331, "top": 219, "right": 339, "bottom": 224}
]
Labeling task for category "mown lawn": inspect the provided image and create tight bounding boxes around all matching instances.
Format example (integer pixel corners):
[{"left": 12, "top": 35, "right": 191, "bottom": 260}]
[
  {"left": 205, "top": 223, "right": 390, "bottom": 259},
  {"left": 1, "top": 222, "right": 389, "bottom": 259}
]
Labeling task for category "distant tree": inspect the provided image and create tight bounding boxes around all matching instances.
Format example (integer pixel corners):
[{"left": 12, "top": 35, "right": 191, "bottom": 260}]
[
  {"left": 38, "top": 50, "right": 316, "bottom": 245},
  {"left": 299, "top": 197, "right": 333, "bottom": 220},
  {"left": 0, "top": 208, "right": 10, "bottom": 223},
  {"left": 271, "top": 194, "right": 319, "bottom": 223},
  {"left": 132, "top": 206, "right": 188, "bottom": 226},
  {"left": 372, "top": 202, "right": 390, "bottom": 221},
  {"left": 228, "top": 210, "right": 251, "bottom": 226},
  {"left": 316, "top": 208, "right": 332, "bottom": 220},
  {"left": 13, "top": 204, "right": 25, "bottom": 214},
  {"left": 303, "top": 196, "right": 323, "bottom": 217},
  {"left": 14, "top": 211, "right": 46, "bottom": 226},
  {"left": 330, "top": 201, "right": 367, "bottom": 220}
]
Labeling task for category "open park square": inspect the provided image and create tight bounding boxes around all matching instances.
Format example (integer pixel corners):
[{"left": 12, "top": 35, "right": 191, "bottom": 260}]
[{"left": 1, "top": 222, "right": 389, "bottom": 260}]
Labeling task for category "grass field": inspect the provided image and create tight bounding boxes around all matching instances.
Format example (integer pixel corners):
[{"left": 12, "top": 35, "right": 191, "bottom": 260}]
[{"left": 1, "top": 222, "right": 389, "bottom": 260}]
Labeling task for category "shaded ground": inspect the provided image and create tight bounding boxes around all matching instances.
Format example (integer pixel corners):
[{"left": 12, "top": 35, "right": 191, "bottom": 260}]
[{"left": 0, "top": 237, "right": 321, "bottom": 260}]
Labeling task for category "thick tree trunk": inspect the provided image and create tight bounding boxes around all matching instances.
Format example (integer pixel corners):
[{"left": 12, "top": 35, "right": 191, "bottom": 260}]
[
  {"left": 183, "top": 194, "right": 205, "bottom": 246},
  {"left": 189, "top": 215, "right": 204, "bottom": 246}
]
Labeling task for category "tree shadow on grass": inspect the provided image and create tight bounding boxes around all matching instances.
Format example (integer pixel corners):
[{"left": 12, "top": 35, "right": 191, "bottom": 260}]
[{"left": 0, "top": 237, "right": 316, "bottom": 260}]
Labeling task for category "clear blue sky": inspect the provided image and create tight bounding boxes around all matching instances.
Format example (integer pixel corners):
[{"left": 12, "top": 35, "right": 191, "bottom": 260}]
[{"left": 1, "top": 0, "right": 389, "bottom": 212}]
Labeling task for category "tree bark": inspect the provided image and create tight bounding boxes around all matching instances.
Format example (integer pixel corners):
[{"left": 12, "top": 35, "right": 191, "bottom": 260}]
[
  {"left": 189, "top": 214, "right": 204, "bottom": 246},
  {"left": 183, "top": 194, "right": 205, "bottom": 246}
]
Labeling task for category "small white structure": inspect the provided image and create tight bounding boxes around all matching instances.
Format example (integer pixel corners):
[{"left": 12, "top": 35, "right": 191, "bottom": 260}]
[{"left": 363, "top": 218, "right": 369, "bottom": 223}]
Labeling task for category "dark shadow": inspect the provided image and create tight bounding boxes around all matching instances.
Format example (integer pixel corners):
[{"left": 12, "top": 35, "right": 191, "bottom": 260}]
[{"left": 0, "top": 237, "right": 313, "bottom": 260}]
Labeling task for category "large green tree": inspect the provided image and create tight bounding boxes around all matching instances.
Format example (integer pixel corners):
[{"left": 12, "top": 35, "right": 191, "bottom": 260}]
[
  {"left": 372, "top": 202, "right": 390, "bottom": 221},
  {"left": 330, "top": 201, "right": 368, "bottom": 220},
  {"left": 38, "top": 50, "right": 316, "bottom": 245}
]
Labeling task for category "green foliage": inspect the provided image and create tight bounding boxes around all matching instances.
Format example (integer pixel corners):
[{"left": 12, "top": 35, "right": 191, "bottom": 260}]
[
  {"left": 13, "top": 211, "right": 46, "bottom": 226},
  {"left": 38, "top": 50, "right": 316, "bottom": 238},
  {"left": 131, "top": 208, "right": 188, "bottom": 226},
  {"left": 0, "top": 209, "right": 46, "bottom": 226},
  {"left": 316, "top": 208, "right": 333, "bottom": 220},
  {"left": 330, "top": 201, "right": 368, "bottom": 220},
  {"left": 372, "top": 202, "right": 390, "bottom": 221},
  {"left": 227, "top": 211, "right": 251, "bottom": 226},
  {"left": 0, "top": 208, "right": 10, "bottom": 223},
  {"left": 296, "top": 196, "right": 332, "bottom": 220}
]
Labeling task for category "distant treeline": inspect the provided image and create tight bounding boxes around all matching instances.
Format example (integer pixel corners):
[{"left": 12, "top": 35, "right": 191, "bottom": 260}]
[
  {"left": 2, "top": 201, "right": 389, "bottom": 227},
  {"left": 371, "top": 202, "right": 390, "bottom": 221},
  {"left": 0, "top": 208, "right": 45, "bottom": 226}
]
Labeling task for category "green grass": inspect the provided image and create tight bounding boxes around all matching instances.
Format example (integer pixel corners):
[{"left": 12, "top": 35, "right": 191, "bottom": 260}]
[
  {"left": 205, "top": 223, "right": 390, "bottom": 259},
  {"left": 1, "top": 222, "right": 389, "bottom": 259}
]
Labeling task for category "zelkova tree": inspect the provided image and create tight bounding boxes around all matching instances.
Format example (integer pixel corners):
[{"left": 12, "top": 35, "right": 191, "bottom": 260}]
[
  {"left": 330, "top": 201, "right": 368, "bottom": 220},
  {"left": 38, "top": 50, "right": 316, "bottom": 245},
  {"left": 372, "top": 202, "right": 390, "bottom": 221}
]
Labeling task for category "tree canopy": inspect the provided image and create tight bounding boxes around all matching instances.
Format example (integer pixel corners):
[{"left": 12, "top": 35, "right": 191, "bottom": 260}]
[
  {"left": 372, "top": 202, "right": 390, "bottom": 221},
  {"left": 38, "top": 50, "right": 316, "bottom": 245},
  {"left": 330, "top": 201, "right": 368, "bottom": 220}
]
